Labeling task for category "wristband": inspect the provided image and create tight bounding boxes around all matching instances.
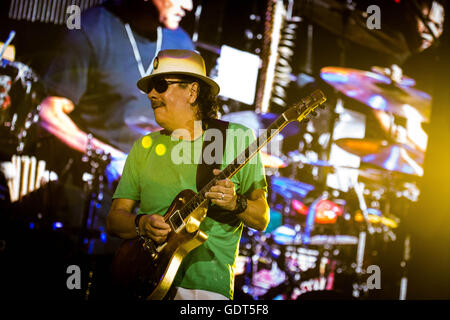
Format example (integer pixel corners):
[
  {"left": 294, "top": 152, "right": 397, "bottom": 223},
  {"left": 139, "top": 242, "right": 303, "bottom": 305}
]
[
  {"left": 135, "top": 214, "right": 145, "bottom": 238},
  {"left": 229, "top": 194, "right": 247, "bottom": 215}
]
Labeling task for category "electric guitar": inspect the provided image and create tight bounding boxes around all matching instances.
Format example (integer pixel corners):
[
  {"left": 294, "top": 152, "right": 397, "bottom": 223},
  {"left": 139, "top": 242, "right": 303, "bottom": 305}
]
[{"left": 111, "top": 90, "right": 327, "bottom": 299}]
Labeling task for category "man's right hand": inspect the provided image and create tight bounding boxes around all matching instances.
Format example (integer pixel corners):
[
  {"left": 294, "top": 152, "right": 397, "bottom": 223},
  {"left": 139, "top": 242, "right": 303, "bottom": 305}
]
[
  {"left": 40, "top": 95, "right": 128, "bottom": 173},
  {"left": 138, "top": 214, "right": 171, "bottom": 243}
]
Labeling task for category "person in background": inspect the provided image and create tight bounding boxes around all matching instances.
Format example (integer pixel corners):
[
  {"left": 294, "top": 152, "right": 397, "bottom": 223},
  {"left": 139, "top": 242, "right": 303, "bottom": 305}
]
[
  {"left": 38, "top": 0, "right": 195, "bottom": 254},
  {"left": 107, "top": 49, "right": 270, "bottom": 300}
]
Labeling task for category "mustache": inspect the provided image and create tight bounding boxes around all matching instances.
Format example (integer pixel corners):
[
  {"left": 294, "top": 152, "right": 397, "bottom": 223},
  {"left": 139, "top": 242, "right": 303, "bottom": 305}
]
[{"left": 151, "top": 99, "right": 165, "bottom": 109}]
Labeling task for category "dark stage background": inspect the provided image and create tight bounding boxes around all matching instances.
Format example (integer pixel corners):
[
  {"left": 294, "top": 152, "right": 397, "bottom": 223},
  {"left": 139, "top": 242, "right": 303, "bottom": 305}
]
[{"left": 0, "top": 0, "right": 448, "bottom": 300}]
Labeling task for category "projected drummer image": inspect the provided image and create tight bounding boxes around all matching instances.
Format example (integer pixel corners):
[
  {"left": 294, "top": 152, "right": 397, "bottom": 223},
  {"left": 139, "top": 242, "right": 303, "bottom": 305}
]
[{"left": 0, "top": 0, "right": 448, "bottom": 303}]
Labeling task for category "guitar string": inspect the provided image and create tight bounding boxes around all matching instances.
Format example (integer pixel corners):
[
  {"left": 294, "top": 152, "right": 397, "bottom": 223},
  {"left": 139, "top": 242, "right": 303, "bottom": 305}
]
[
  {"left": 175, "top": 119, "right": 285, "bottom": 223},
  {"left": 169, "top": 102, "right": 320, "bottom": 227}
]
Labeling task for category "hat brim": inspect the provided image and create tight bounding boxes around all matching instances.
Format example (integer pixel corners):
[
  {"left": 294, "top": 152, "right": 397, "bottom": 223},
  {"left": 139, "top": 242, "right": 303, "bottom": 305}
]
[{"left": 137, "top": 72, "right": 220, "bottom": 96}]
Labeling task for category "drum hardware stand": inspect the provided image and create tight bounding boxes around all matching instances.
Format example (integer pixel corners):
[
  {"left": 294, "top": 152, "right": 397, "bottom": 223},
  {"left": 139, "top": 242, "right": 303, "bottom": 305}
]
[
  {"left": 352, "top": 181, "right": 375, "bottom": 235},
  {"left": 79, "top": 134, "right": 110, "bottom": 300},
  {"left": 80, "top": 134, "right": 111, "bottom": 252},
  {"left": 355, "top": 231, "right": 366, "bottom": 274},
  {"left": 240, "top": 229, "right": 268, "bottom": 298},
  {"left": 347, "top": 179, "right": 375, "bottom": 298},
  {"left": 399, "top": 234, "right": 410, "bottom": 300},
  {"left": 301, "top": 195, "right": 322, "bottom": 245},
  {"left": 321, "top": 0, "right": 354, "bottom": 162},
  {"left": 393, "top": 194, "right": 411, "bottom": 300},
  {"left": 15, "top": 103, "right": 41, "bottom": 154},
  {"left": 0, "top": 31, "right": 15, "bottom": 59}
]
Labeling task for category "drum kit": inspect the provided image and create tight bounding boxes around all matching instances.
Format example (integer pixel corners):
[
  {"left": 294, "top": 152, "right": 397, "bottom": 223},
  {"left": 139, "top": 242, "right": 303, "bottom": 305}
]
[
  {"left": 0, "top": 49, "right": 430, "bottom": 299},
  {"left": 233, "top": 63, "right": 430, "bottom": 300},
  {"left": 0, "top": 42, "right": 110, "bottom": 253},
  {"left": 0, "top": 50, "right": 48, "bottom": 206},
  {"left": 0, "top": 1, "right": 432, "bottom": 298}
]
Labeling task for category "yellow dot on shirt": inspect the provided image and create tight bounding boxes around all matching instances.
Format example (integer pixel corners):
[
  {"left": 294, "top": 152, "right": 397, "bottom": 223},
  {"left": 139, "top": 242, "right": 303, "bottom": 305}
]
[
  {"left": 141, "top": 136, "right": 152, "bottom": 149},
  {"left": 155, "top": 143, "right": 166, "bottom": 156}
]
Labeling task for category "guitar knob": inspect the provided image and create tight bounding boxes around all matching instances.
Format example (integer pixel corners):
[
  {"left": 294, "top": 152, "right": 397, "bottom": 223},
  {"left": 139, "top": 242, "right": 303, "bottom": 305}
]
[
  {"left": 186, "top": 217, "right": 201, "bottom": 233},
  {"left": 150, "top": 252, "right": 158, "bottom": 260}
]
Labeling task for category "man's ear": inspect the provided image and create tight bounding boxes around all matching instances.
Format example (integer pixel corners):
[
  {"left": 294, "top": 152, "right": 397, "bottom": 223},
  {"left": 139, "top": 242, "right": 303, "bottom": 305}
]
[{"left": 188, "top": 82, "right": 200, "bottom": 105}]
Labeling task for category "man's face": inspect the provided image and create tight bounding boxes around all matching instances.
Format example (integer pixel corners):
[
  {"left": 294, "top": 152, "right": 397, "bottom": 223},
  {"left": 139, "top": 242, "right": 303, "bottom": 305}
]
[
  {"left": 148, "top": 77, "right": 198, "bottom": 131},
  {"left": 151, "top": 0, "right": 193, "bottom": 30},
  {"left": 417, "top": 1, "right": 444, "bottom": 51}
]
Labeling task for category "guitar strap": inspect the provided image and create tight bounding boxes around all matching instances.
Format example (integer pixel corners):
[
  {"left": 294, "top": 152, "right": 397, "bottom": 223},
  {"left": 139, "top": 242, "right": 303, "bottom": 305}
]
[
  {"left": 166, "top": 120, "right": 228, "bottom": 301},
  {"left": 196, "top": 118, "right": 229, "bottom": 192}
]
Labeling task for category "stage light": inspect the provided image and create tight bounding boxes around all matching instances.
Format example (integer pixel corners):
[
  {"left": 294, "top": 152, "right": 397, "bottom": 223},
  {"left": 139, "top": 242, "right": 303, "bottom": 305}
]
[
  {"left": 52, "top": 222, "right": 63, "bottom": 230},
  {"left": 367, "top": 94, "right": 387, "bottom": 111}
]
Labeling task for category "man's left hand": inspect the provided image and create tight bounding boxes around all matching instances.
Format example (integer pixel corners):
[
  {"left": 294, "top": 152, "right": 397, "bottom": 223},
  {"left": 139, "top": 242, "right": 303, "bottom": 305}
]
[{"left": 205, "top": 169, "right": 237, "bottom": 211}]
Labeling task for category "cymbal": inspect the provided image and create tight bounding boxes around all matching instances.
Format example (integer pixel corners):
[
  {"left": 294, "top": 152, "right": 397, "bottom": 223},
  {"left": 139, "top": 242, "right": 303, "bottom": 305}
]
[
  {"left": 356, "top": 167, "right": 397, "bottom": 184},
  {"left": 355, "top": 211, "right": 399, "bottom": 229},
  {"left": 299, "top": 0, "right": 410, "bottom": 58},
  {"left": 335, "top": 138, "right": 392, "bottom": 157},
  {"left": 320, "top": 66, "right": 432, "bottom": 122},
  {"left": 361, "top": 145, "right": 423, "bottom": 176},
  {"left": 335, "top": 138, "right": 424, "bottom": 176},
  {"left": 287, "top": 150, "right": 333, "bottom": 168}
]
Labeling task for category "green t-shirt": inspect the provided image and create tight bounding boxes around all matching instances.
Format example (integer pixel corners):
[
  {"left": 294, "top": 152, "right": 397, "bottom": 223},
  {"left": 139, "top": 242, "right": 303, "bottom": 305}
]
[{"left": 112, "top": 122, "right": 267, "bottom": 299}]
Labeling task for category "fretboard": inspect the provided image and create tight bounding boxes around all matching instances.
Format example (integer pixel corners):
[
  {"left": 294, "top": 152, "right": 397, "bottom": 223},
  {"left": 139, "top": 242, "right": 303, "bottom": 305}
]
[
  {"left": 176, "top": 113, "right": 290, "bottom": 222},
  {"left": 170, "top": 89, "right": 326, "bottom": 227}
]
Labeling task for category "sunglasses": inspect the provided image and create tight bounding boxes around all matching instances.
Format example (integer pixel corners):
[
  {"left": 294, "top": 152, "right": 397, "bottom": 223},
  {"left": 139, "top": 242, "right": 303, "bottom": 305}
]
[{"left": 147, "top": 79, "right": 192, "bottom": 94}]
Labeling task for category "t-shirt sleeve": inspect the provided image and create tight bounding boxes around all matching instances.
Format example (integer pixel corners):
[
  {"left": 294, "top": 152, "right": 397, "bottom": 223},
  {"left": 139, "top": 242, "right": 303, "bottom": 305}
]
[
  {"left": 162, "top": 28, "right": 195, "bottom": 51},
  {"left": 42, "top": 29, "right": 94, "bottom": 104},
  {"left": 113, "top": 139, "right": 141, "bottom": 201},
  {"left": 230, "top": 125, "right": 268, "bottom": 197}
]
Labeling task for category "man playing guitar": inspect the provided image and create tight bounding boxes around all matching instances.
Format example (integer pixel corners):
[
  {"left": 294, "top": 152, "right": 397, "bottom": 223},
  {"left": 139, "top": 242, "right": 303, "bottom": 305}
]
[{"left": 106, "top": 49, "right": 270, "bottom": 300}]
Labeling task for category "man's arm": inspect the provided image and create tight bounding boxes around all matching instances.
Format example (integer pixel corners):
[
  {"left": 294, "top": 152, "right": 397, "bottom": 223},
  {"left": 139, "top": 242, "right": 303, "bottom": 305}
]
[
  {"left": 107, "top": 198, "right": 172, "bottom": 242},
  {"left": 207, "top": 169, "right": 270, "bottom": 231},
  {"left": 39, "top": 96, "right": 126, "bottom": 159},
  {"left": 235, "top": 188, "right": 270, "bottom": 232},
  {"left": 106, "top": 198, "right": 138, "bottom": 239}
]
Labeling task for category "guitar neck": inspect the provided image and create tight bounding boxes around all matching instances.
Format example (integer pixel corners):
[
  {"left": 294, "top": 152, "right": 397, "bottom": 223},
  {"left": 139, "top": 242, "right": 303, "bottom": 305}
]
[
  {"left": 178, "top": 111, "right": 294, "bottom": 220},
  {"left": 177, "top": 90, "right": 326, "bottom": 221}
]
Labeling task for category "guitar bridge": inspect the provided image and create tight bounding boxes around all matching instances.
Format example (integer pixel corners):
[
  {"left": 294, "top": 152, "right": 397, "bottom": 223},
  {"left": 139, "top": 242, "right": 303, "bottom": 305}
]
[{"left": 169, "top": 210, "right": 185, "bottom": 233}]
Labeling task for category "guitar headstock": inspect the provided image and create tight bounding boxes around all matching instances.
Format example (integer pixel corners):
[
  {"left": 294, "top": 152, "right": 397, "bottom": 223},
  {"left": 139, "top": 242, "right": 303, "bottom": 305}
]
[{"left": 283, "top": 90, "right": 327, "bottom": 123}]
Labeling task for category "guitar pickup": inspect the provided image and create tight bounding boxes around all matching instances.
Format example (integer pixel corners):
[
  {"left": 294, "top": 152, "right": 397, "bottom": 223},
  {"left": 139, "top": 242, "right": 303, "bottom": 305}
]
[{"left": 169, "top": 210, "right": 185, "bottom": 233}]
